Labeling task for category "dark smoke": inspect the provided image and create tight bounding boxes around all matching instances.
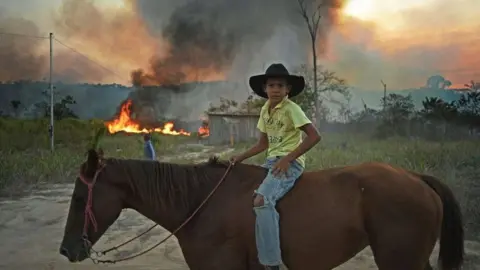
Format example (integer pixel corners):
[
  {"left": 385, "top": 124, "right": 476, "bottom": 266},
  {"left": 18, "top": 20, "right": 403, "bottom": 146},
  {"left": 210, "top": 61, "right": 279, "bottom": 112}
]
[
  {"left": 0, "top": 17, "right": 47, "bottom": 81},
  {"left": 0, "top": 0, "right": 121, "bottom": 84},
  {"left": 131, "top": 0, "right": 344, "bottom": 86}
]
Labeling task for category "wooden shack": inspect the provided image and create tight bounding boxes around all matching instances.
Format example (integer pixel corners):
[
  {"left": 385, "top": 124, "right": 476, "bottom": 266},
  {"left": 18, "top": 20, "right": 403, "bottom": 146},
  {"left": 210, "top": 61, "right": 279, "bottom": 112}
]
[{"left": 206, "top": 112, "right": 260, "bottom": 145}]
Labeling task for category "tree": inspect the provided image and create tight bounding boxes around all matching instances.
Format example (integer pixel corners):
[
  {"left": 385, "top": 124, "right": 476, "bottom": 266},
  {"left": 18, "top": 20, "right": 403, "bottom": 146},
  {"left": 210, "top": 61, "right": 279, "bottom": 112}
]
[
  {"left": 207, "top": 94, "right": 266, "bottom": 115},
  {"left": 338, "top": 101, "right": 353, "bottom": 123},
  {"left": 456, "top": 92, "right": 480, "bottom": 116},
  {"left": 207, "top": 97, "right": 239, "bottom": 114},
  {"left": 420, "top": 97, "right": 457, "bottom": 137},
  {"left": 382, "top": 93, "right": 415, "bottom": 121},
  {"left": 10, "top": 100, "right": 22, "bottom": 117},
  {"left": 421, "top": 97, "right": 457, "bottom": 122},
  {"left": 238, "top": 94, "right": 265, "bottom": 114},
  {"left": 349, "top": 99, "right": 379, "bottom": 134},
  {"left": 34, "top": 89, "right": 78, "bottom": 120},
  {"left": 292, "top": 64, "right": 351, "bottom": 122},
  {"left": 376, "top": 93, "right": 415, "bottom": 138},
  {"left": 455, "top": 91, "right": 480, "bottom": 133},
  {"left": 297, "top": 0, "right": 326, "bottom": 122}
]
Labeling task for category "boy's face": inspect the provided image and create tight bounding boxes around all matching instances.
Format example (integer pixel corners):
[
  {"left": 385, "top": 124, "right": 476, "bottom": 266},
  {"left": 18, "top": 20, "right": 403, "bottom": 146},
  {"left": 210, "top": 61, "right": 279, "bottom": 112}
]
[{"left": 264, "top": 77, "right": 290, "bottom": 103}]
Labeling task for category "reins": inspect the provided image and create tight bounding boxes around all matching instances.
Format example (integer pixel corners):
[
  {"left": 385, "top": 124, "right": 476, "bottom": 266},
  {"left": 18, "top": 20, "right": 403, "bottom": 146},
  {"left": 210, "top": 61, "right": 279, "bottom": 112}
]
[{"left": 78, "top": 160, "right": 234, "bottom": 264}]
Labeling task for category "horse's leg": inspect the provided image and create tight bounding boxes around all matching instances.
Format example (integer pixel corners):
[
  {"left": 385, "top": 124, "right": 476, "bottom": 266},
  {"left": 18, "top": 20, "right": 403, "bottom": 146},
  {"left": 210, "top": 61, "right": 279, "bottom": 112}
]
[
  {"left": 367, "top": 227, "right": 435, "bottom": 270},
  {"left": 364, "top": 203, "right": 439, "bottom": 270},
  {"left": 363, "top": 192, "right": 439, "bottom": 269}
]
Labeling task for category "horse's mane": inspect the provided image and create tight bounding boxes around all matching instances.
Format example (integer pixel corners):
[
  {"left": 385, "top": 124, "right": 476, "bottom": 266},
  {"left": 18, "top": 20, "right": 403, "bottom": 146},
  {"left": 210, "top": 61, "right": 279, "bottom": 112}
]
[{"left": 104, "top": 156, "right": 230, "bottom": 213}]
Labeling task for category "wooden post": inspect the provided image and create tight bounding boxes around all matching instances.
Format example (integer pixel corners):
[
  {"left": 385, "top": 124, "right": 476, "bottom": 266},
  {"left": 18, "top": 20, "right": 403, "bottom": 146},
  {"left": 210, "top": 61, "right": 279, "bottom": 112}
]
[
  {"left": 223, "top": 117, "right": 239, "bottom": 147},
  {"left": 229, "top": 126, "right": 234, "bottom": 147}
]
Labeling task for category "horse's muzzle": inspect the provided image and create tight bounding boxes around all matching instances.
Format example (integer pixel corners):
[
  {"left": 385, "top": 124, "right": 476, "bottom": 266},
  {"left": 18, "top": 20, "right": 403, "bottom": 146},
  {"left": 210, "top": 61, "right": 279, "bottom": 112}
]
[
  {"left": 59, "top": 245, "right": 88, "bottom": 262},
  {"left": 60, "top": 246, "right": 75, "bottom": 262}
]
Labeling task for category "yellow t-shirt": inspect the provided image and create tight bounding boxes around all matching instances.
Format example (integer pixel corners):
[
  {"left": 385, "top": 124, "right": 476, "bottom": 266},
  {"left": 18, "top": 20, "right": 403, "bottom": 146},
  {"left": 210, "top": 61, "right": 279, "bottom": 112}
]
[{"left": 257, "top": 97, "right": 312, "bottom": 168}]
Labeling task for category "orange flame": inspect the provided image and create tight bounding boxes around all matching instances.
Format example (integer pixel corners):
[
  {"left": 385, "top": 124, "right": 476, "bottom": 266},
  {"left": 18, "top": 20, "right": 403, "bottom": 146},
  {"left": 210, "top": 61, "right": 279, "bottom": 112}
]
[
  {"left": 105, "top": 99, "right": 191, "bottom": 136},
  {"left": 198, "top": 119, "right": 210, "bottom": 137},
  {"left": 198, "top": 126, "right": 210, "bottom": 137}
]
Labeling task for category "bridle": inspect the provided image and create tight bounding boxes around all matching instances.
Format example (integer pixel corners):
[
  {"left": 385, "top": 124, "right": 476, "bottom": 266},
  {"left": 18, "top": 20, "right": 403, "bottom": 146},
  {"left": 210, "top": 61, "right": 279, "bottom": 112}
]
[{"left": 77, "top": 160, "right": 233, "bottom": 264}]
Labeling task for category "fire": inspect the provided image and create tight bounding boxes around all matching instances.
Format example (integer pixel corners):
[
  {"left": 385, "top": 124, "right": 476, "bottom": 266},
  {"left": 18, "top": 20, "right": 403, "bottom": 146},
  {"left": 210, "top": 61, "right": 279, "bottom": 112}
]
[
  {"left": 198, "top": 118, "right": 210, "bottom": 137},
  {"left": 105, "top": 99, "right": 191, "bottom": 136},
  {"left": 198, "top": 126, "right": 210, "bottom": 137}
]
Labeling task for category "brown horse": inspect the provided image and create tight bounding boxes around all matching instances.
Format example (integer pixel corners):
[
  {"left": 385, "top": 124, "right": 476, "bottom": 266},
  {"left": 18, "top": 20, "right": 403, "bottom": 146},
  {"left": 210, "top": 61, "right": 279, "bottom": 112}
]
[{"left": 59, "top": 148, "right": 464, "bottom": 270}]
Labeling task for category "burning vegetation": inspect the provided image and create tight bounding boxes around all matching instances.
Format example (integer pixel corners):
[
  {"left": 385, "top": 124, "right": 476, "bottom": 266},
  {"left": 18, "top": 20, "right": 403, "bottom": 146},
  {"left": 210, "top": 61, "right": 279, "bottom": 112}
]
[
  {"left": 104, "top": 99, "right": 209, "bottom": 136},
  {"left": 198, "top": 118, "right": 210, "bottom": 137}
]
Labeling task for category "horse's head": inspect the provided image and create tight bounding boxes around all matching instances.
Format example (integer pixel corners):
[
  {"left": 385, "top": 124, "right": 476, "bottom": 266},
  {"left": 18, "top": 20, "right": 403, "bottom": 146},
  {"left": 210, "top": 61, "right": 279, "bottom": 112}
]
[{"left": 59, "top": 148, "right": 126, "bottom": 262}]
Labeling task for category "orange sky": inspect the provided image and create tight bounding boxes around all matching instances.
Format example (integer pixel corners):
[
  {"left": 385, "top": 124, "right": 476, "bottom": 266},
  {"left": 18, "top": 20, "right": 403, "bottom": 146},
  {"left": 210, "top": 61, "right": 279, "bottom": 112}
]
[
  {"left": 325, "top": 0, "right": 480, "bottom": 89},
  {"left": 0, "top": 0, "right": 478, "bottom": 90}
]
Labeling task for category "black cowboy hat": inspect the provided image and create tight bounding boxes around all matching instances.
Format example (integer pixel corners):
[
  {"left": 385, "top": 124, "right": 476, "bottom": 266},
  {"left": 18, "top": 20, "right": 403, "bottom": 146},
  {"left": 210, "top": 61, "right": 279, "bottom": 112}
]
[{"left": 249, "top": 63, "right": 305, "bottom": 99}]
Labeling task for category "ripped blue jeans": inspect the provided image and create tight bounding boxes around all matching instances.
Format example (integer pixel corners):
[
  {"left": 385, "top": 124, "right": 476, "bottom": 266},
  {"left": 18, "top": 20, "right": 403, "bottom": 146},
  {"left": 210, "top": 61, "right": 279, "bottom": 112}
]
[{"left": 254, "top": 156, "right": 304, "bottom": 266}]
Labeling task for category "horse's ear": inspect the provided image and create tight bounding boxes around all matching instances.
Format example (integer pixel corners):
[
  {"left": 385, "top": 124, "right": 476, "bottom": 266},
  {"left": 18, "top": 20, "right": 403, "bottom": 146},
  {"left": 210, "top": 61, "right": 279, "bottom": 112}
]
[
  {"left": 84, "top": 148, "right": 100, "bottom": 177},
  {"left": 91, "top": 126, "right": 106, "bottom": 150},
  {"left": 97, "top": 148, "right": 105, "bottom": 163}
]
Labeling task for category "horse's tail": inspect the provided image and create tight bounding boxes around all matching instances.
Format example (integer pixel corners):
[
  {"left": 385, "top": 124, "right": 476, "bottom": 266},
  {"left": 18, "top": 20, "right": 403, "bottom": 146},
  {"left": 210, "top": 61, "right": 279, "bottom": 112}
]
[{"left": 419, "top": 173, "right": 464, "bottom": 270}]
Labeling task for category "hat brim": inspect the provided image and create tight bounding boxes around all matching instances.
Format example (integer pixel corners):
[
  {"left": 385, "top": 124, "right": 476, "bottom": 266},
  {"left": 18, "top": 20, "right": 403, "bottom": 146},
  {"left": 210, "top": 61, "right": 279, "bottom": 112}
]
[{"left": 249, "top": 74, "right": 305, "bottom": 99}]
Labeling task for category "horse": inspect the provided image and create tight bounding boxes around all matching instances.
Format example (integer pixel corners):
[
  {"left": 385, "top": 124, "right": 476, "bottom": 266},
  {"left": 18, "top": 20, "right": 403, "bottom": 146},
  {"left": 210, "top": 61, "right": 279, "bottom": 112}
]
[{"left": 59, "top": 148, "right": 464, "bottom": 270}]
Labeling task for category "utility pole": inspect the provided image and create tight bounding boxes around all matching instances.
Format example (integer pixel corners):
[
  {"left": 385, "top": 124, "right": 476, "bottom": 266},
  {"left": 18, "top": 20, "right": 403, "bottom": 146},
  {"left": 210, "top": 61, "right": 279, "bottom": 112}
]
[{"left": 49, "top": 32, "right": 54, "bottom": 152}]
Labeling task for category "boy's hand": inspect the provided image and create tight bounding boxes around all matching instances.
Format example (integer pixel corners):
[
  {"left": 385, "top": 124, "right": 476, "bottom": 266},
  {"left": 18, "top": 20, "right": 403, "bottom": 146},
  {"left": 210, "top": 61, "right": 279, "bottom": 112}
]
[
  {"left": 229, "top": 155, "right": 243, "bottom": 165},
  {"left": 272, "top": 157, "right": 291, "bottom": 177}
]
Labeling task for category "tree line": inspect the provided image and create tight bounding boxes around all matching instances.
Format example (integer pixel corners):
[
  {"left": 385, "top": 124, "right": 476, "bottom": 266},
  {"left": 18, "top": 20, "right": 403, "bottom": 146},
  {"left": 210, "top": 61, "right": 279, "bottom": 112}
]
[
  {"left": 0, "top": 81, "right": 129, "bottom": 120},
  {"left": 208, "top": 66, "right": 480, "bottom": 141},
  {"left": 353, "top": 91, "right": 480, "bottom": 140},
  {"left": 2, "top": 75, "right": 479, "bottom": 141}
]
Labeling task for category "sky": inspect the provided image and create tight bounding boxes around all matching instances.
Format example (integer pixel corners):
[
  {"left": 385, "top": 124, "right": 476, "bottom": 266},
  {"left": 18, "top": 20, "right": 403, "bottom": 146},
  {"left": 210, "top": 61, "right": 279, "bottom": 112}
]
[
  {"left": 0, "top": 0, "right": 478, "bottom": 90},
  {"left": 333, "top": 0, "right": 480, "bottom": 89}
]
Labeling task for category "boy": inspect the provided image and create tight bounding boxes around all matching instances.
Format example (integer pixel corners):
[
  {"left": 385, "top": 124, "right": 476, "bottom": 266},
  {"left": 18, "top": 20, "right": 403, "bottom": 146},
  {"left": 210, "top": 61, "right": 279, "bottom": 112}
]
[{"left": 230, "top": 63, "right": 321, "bottom": 269}]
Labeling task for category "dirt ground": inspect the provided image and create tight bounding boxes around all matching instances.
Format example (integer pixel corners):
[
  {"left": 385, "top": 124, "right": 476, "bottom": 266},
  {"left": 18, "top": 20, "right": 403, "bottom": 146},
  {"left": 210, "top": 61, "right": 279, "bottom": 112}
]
[{"left": 1, "top": 145, "right": 479, "bottom": 269}]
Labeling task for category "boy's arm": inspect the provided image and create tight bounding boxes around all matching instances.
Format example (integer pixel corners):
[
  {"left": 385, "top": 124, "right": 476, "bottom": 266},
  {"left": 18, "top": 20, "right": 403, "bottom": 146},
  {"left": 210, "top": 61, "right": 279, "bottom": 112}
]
[
  {"left": 284, "top": 124, "right": 321, "bottom": 162},
  {"left": 235, "top": 132, "right": 269, "bottom": 162},
  {"left": 234, "top": 113, "right": 269, "bottom": 162},
  {"left": 284, "top": 106, "right": 321, "bottom": 162}
]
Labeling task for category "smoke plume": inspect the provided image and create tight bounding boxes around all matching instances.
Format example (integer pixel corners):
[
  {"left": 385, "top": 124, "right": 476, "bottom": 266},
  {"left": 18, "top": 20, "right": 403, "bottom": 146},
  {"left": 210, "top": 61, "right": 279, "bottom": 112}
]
[
  {"left": 0, "top": 17, "right": 47, "bottom": 81},
  {"left": 130, "top": 0, "right": 344, "bottom": 86}
]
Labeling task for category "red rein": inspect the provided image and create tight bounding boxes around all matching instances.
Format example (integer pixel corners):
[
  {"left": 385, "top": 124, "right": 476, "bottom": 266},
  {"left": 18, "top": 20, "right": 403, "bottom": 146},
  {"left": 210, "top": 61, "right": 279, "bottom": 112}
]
[{"left": 78, "top": 165, "right": 105, "bottom": 236}]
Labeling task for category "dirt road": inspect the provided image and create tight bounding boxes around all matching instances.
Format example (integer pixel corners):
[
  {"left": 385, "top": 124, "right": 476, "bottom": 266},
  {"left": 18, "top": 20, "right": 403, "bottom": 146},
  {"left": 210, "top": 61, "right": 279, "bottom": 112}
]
[{"left": 1, "top": 145, "right": 479, "bottom": 269}]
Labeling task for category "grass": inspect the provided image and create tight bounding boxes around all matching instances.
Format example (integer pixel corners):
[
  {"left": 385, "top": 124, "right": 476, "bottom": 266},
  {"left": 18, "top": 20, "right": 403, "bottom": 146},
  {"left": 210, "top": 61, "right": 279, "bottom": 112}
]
[
  {"left": 1, "top": 117, "right": 479, "bottom": 238},
  {"left": 0, "top": 117, "right": 194, "bottom": 194}
]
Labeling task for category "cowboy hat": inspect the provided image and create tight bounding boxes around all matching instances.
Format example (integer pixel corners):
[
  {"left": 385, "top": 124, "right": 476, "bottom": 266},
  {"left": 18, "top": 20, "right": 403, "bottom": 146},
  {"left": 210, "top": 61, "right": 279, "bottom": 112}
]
[{"left": 249, "top": 63, "right": 305, "bottom": 99}]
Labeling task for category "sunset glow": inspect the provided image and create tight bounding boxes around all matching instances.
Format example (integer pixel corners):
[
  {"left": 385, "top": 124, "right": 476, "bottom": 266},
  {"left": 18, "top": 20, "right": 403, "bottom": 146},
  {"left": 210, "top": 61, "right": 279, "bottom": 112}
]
[
  {"left": 343, "top": 0, "right": 376, "bottom": 20},
  {"left": 333, "top": 0, "right": 480, "bottom": 89}
]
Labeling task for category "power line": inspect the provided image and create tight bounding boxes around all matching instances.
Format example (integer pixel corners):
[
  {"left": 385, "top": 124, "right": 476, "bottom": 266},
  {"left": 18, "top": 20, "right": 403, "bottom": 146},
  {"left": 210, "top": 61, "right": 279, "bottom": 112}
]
[
  {"left": 0, "top": 31, "right": 48, "bottom": 39},
  {"left": 0, "top": 31, "right": 129, "bottom": 83},
  {"left": 53, "top": 37, "right": 130, "bottom": 84}
]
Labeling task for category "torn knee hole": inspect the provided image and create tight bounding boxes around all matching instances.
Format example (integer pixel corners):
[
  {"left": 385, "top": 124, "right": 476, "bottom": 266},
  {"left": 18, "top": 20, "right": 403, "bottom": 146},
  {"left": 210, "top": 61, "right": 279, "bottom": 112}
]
[{"left": 253, "top": 195, "right": 265, "bottom": 207}]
